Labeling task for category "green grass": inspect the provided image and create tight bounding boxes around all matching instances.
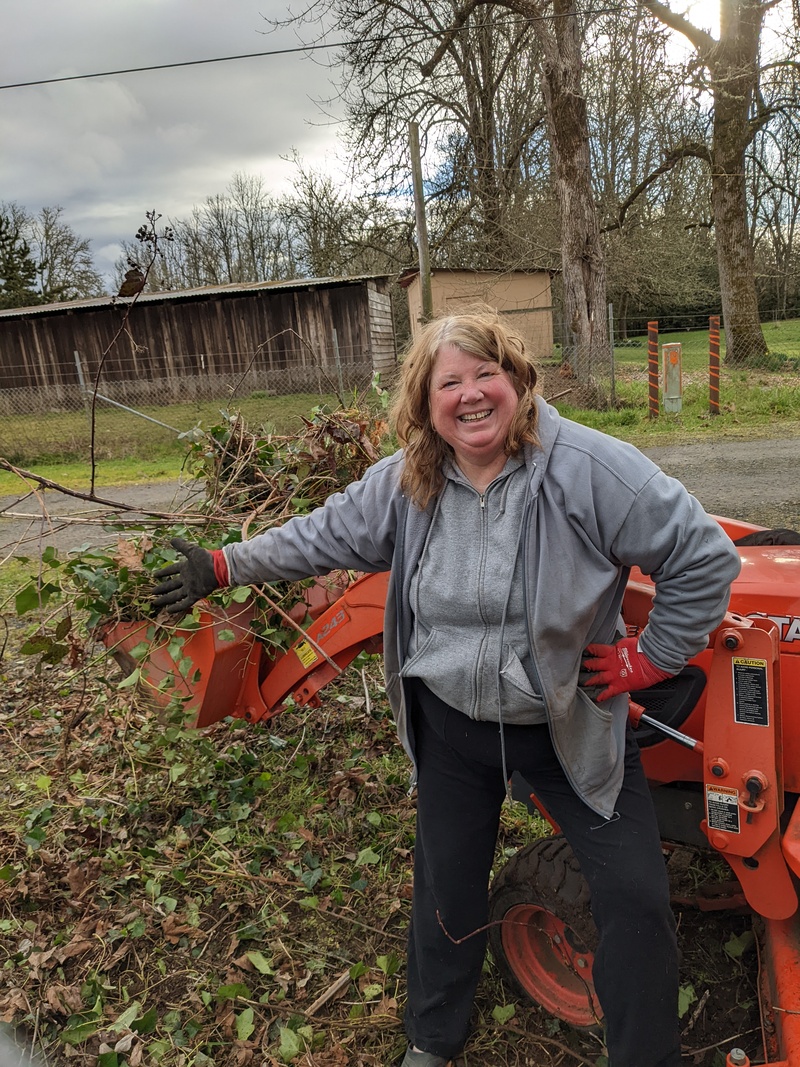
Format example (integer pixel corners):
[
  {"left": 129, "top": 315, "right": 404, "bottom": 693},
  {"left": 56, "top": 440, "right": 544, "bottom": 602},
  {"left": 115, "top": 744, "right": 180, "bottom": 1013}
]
[
  {"left": 557, "top": 376, "right": 800, "bottom": 447},
  {"left": 0, "top": 393, "right": 343, "bottom": 494}
]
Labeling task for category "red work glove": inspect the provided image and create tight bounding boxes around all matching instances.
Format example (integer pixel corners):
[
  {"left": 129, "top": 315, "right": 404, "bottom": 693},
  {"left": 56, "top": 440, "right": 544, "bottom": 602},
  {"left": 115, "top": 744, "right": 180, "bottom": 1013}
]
[{"left": 582, "top": 636, "right": 672, "bottom": 702}]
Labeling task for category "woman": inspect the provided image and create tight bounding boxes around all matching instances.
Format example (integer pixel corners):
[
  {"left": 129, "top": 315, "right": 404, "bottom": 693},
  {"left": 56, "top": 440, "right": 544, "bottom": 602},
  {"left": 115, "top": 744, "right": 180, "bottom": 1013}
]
[{"left": 153, "top": 311, "right": 741, "bottom": 1067}]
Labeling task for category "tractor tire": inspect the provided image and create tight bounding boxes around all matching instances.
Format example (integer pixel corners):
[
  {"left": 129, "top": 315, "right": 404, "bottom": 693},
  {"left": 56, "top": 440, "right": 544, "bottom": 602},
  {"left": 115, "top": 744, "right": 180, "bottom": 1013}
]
[{"left": 488, "top": 834, "right": 603, "bottom": 1029}]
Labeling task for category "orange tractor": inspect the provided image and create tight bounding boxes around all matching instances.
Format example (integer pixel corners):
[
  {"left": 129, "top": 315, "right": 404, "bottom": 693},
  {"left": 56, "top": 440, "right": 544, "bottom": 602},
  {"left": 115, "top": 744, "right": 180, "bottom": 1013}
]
[{"left": 103, "top": 516, "right": 800, "bottom": 1067}]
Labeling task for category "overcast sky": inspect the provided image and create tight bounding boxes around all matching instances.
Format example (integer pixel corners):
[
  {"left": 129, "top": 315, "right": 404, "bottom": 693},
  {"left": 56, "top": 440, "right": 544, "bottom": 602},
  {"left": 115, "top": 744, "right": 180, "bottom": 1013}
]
[{"left": 0, "top": 0, "right": 347, "bottom": 284}]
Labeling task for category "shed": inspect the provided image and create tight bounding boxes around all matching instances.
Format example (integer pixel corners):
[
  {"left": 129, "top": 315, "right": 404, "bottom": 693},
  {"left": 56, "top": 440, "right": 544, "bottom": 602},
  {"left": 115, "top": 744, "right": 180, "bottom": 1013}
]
[
  {"left": 0, "top": 275, "right": 396, "bottom": 414},
  {"left": 399, "top": 268, "right": 554, "bottom": 359}
]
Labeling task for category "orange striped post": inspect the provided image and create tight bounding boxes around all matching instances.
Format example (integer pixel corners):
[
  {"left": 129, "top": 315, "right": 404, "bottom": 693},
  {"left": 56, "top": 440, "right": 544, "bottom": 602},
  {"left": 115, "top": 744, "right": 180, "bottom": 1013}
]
[
  {"left": 709, "top": 315, "right": 720, "bottom": 416},
  {"left": 648, "top": 321, "right": 659, "bottom": 419}
]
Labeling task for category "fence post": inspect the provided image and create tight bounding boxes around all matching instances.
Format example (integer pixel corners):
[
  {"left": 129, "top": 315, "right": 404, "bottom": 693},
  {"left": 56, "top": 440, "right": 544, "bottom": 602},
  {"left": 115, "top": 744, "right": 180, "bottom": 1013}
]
[
  {"left": 647, "top": 321, "right": 659, "bottom": 419},
  {"left": 709, "top": 315, "right": 720, "bottom": 416},
  {"left": 607, "top": 303, "right": 616, "bottom": 406},
  {"left": 73, "top": 350, "right": 91, "bottom": 420},
  {"left": 331, "top": 329, "right": 345, "bottom": 400}
]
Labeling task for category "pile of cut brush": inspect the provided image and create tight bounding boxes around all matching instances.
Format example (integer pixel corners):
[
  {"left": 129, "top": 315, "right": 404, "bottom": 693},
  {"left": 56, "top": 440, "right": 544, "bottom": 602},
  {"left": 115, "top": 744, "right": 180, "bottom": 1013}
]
[{"left": 11, "top": 402, "right": 390, "bottom": 674}]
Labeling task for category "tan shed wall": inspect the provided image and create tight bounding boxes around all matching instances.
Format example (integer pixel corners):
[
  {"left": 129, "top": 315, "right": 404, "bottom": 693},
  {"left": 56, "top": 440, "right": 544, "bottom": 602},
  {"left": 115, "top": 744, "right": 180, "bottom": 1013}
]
[{"left": 406, "top": 271, "right": 554, "bottom": 359}]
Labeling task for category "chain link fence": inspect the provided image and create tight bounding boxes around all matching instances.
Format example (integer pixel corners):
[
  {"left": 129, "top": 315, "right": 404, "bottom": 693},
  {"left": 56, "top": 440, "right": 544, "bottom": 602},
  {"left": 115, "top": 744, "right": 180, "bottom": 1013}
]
[
  {"left": 2, "top": 310, "right": 800, "bottom": 465},
  {"left": 0, "top": 346, "right": 383, "bottom": 466},
  {"left": 547, "top": 310, "right": 800, "bottom": 411}
]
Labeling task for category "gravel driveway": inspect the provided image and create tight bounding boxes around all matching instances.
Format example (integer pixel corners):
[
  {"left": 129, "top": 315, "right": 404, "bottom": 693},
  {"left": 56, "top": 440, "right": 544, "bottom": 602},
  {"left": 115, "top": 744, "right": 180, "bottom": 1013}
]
[{"left": 1, "top": 436, "right": 799, "bottom": 557}]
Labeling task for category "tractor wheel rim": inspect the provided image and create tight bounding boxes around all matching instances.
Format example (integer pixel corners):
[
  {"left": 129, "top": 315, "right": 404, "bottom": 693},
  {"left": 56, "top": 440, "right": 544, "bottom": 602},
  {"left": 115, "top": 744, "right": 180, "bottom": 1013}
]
[{"left": 500, "top": 903, "right": 601, "bottom": 1028}]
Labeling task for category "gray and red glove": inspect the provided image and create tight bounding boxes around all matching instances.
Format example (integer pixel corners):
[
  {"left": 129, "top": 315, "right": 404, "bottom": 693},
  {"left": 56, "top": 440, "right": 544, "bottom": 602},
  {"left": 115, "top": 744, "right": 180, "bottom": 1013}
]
[
  {"left": 582, "top": 636, "right": 672, "bottom": 702},
  {"left": 152, "top": 537, "right": 230, "bottom": 614}
]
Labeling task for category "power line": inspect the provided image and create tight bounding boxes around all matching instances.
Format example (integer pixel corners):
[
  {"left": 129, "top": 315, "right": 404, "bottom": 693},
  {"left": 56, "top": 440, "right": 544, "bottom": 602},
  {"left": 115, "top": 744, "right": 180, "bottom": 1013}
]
[
  {"left": 0, "top": 7, "right": 634, "bottom": 91},
  {"left": 0, "top": 40, "right": 345, "bottom": 90}
]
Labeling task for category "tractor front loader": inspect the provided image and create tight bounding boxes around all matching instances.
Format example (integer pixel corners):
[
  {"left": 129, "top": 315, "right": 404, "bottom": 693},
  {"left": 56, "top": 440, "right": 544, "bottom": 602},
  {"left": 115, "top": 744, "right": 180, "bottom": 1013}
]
[{"left": 102, "top": 516, "right": 800, "bottom": 1067}]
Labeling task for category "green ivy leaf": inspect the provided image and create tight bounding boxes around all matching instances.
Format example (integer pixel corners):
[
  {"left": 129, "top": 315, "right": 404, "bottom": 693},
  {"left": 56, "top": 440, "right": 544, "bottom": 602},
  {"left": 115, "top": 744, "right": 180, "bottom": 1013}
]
[
  {"left": 16, "top": 581, "right": 59, "bottom": 615},
  {"left": 492, "top": 1003, "right": 516, "bottom": 1024},
  {"left": 108, "top": 1001, "right": 142, "bottom": 1032},
  {"left": 117, "top": 668, "right": 141, "bottom": 689},
  {"left": 278, "top": 1026, "right": 303, "bottom": 1062},
  {"left": 678, "top": 983, "right": 697, "bottom": 1018},
  {"left": 355, "top": 847, "right": 380, "bottom": 866},
  {"left": 132, "top": 1006, "right": 158, "bottom": 1034},
  {"left": 216, "top": 983, "right": 251, "bottom": 1001},
  {"left": 236, "top": 1007, "right": 255, "bottom": 1041},
  {"left": 61, "top": 1018, "right": 102, "bottom": 1045},
  {"left": 245, "top": 950, "right": 274, "bottom": 975},
  {"left": 724, "top": 931, "right": 755, "bottom": 959}
]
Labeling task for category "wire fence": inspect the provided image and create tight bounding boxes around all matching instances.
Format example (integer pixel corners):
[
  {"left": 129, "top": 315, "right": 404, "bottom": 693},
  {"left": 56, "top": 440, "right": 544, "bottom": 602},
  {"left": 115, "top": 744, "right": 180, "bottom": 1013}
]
[
  {"left": 0, "top": 351, "right": 383, "bottom": 465},
  {"left": 2, "top": 312, "right": 800, "bottom": 464},
  {"left": 549, "top": 311, "right": 800, "bottom": 410}
]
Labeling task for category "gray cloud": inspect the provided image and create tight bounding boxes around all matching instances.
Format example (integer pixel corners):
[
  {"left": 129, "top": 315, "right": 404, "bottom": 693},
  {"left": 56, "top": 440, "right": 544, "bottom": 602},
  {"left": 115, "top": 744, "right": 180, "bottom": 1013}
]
[{"left": 1, "top": 0, "right": 345, "bottom": 282}]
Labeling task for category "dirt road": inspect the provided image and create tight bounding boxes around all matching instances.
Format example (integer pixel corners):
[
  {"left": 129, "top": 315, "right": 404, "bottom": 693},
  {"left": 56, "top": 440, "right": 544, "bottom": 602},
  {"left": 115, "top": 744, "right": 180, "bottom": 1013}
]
[{"left": 1, "top": 436, "right": 799, "bottom": 557}]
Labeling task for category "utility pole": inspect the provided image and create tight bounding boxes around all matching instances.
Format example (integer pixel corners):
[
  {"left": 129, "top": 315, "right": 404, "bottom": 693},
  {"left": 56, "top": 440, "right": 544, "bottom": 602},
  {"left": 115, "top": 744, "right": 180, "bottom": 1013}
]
[{"left": 409, "top": 121, "right": 433, "bottom": 323}]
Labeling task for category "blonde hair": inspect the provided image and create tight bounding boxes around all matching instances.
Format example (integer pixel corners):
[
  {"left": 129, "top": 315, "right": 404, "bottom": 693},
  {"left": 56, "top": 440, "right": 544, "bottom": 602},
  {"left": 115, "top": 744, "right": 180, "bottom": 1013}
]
[{"left": 390, "top": 309, "right": 539, "bottom": 508}]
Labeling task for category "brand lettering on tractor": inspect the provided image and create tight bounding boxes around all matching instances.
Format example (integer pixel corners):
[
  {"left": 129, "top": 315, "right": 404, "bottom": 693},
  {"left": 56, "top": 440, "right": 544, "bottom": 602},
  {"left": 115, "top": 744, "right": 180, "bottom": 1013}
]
[
  {"left": 314, "top": 609, "right": 347, "bottom": 643},
  {"left": 747, "top": 613, "right": 800, "bottom": 642}
]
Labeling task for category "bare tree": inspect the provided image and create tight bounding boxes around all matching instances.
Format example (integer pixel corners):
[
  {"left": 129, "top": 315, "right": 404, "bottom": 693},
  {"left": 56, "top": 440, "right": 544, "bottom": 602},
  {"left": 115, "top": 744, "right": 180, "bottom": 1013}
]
[
  {"left": 282, "top": 157, "right": 415, "bottom": 278},
  {"left": 26, "top": 205, "right": 106, "bottom": 302},
  {"left": 417, "top": 0, "right": 609, "bottom": 377},
  {"left": 638, "top": 0, "right": 777, "bottom": 364},
  {"left": 116, "top": 173, "right": 298, "bottom": 290},
  {"left": 747, "top": 58, "right": 800, "bottom": 317},
  {"left": 276, "top": 1, "right": 552, "bottom": 269},
  {"left": 586, "top": 9, "right": 718, "bottom": 332}
]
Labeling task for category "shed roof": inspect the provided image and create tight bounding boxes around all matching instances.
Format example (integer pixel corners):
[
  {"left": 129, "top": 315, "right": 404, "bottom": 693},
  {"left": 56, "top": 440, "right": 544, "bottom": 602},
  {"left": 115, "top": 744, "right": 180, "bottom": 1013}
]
[
  {"left": 0, "top": 273, "right": 393, "bottom": 320},
  {"left": 397, "top": 266, "right": 558, "bottom": 288}
]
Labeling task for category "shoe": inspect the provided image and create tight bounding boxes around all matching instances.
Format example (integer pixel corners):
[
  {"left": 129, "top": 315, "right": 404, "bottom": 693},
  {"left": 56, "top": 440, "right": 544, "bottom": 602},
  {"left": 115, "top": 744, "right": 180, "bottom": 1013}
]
[{"left": 399, "top": 1046, "right": 449, "bottom": 1067}]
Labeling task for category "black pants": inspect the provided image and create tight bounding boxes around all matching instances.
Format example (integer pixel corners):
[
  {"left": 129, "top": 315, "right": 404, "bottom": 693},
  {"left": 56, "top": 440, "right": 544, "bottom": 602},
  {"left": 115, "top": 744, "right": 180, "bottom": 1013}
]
[{"left": 404, "top": 682, "right": 681, "bottom": 1067}]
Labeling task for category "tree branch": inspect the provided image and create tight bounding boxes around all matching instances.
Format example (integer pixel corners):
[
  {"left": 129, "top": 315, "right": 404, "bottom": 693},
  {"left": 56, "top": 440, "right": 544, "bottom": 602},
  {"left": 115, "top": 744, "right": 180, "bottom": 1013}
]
[
  {"left": 419, "top": 1, "right": 482, "bottom": 77},
  {"left": 638, "top": 0, "right": 716, "bottom": 55},
  {"left": 0, "top": 459, "right": 193, "bottom": 520},
  {"left": 601, "top": 142, "right": 712, "bottom": 234}
]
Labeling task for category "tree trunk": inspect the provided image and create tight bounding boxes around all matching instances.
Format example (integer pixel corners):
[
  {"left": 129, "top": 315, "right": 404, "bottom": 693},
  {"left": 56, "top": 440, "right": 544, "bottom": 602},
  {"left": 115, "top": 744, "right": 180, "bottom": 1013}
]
[
  {"left": 640, "top": 0, "right": 769, "bottom": 366},
  {"left": 712, "top": 132, "right": 767, "bottom": 364},
  {"left": 711, "top": 0, "right": 767, "bottom": 365},
  {"left": 487, "top": 0, "right": 607, "bottom": 382},
  {"left": 537, "top": 0, "right": 608, "bottom": 381}
]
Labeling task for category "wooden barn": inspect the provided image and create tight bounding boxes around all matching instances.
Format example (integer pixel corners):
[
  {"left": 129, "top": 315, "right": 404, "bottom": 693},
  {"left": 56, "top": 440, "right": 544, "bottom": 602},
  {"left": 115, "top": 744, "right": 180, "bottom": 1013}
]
[{"left": 0, "top": 275, "right": 397, "bottom": 414}]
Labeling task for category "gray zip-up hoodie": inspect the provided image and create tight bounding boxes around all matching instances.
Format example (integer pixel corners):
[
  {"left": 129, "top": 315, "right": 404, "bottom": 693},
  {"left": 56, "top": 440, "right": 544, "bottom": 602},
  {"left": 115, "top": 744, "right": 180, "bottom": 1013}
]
[{"left": 223, "top": 396, "right": 741, "bottom": 818}]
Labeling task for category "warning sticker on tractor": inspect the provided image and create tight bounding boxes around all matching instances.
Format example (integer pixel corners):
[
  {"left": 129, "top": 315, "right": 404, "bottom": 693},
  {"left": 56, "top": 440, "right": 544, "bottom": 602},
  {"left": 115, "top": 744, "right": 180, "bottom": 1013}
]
[
  {"left": 732, "top": 657, "right": 769, "bottom": 726},
  {"left": 295, "top": 641, "right": 318, "bottom": 668},
  {"left": 706, "top": 785, "right": 740, "bottom": 834}
]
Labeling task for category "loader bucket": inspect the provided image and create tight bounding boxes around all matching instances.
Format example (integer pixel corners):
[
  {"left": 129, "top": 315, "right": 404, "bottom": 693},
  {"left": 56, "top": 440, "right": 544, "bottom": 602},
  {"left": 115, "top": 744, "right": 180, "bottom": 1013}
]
[{"left": 100, "top": 598, "right": 264, "bottom": 727}]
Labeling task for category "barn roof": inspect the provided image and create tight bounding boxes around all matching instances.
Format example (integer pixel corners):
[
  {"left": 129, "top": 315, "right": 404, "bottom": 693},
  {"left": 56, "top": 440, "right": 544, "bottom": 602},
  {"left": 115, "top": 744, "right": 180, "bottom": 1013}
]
[{"left": 0, "top": 273, "right": 394, "bottom": 320}]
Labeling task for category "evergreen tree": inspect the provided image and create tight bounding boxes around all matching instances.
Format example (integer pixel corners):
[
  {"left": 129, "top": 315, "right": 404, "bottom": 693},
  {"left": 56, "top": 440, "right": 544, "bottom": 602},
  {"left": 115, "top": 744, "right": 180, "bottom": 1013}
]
[{"left": 0, "top": 211, "right": 40, "bottom": 309}]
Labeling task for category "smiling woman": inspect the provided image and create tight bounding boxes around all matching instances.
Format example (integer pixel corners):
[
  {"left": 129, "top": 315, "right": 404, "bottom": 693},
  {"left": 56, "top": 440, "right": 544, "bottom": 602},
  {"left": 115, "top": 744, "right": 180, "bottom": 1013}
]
[{"left": 136, "top": 308, "right": 743, "bottom": 1067}]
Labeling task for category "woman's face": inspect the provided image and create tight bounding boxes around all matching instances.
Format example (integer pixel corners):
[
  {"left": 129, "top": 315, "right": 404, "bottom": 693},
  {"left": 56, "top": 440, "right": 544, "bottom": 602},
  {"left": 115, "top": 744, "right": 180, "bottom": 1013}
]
[{"left": 428, "top": 342, "right": 519, "bottom": 473}]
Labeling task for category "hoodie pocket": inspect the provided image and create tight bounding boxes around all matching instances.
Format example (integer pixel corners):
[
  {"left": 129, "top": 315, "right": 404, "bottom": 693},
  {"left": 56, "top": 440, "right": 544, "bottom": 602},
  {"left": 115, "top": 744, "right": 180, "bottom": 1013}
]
[
  {"left": 500, "top": 646, "right": 541, "bottom": 700},
  {"left": 554, "top": 687, "right": 618, "bottom": 795}
]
